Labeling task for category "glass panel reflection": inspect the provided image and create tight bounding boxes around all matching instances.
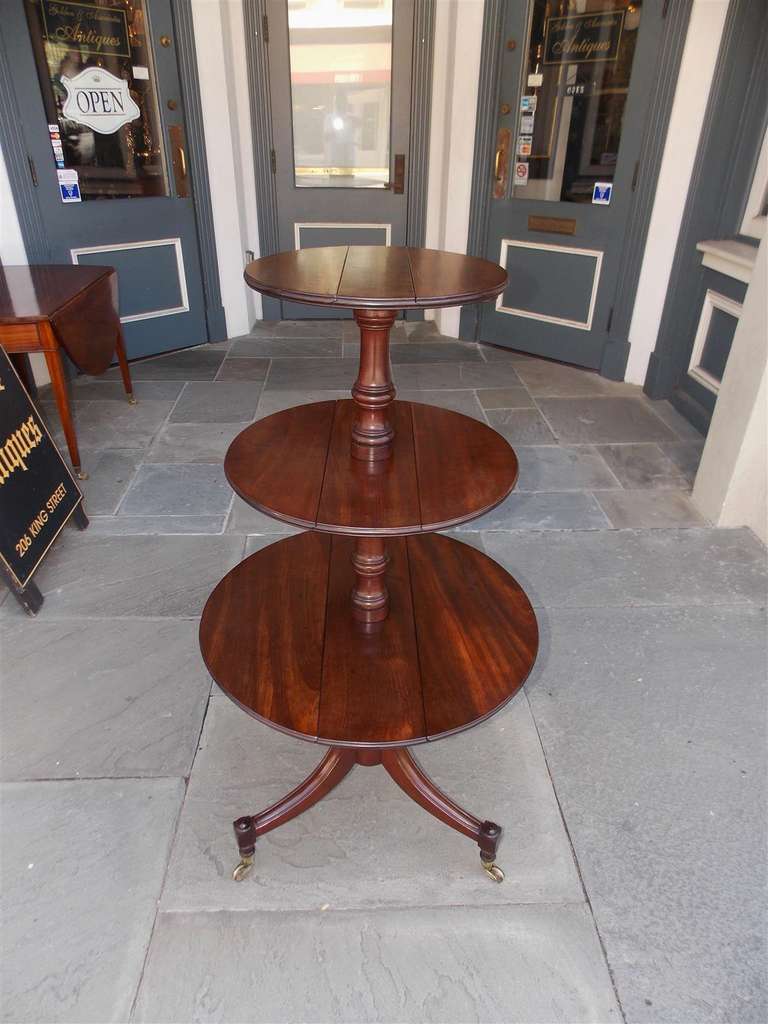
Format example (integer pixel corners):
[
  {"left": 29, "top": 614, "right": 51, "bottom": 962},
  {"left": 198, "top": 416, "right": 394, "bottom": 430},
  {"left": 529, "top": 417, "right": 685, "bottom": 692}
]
[
  {"left": 513, "top": 1, "right": 642, "bottom": 203},
  {"left": 25, "top": 0, "right": 169, "bottom": 200},
  {"left": 288, "top": 0, "right": 392, "bottom": 188}
]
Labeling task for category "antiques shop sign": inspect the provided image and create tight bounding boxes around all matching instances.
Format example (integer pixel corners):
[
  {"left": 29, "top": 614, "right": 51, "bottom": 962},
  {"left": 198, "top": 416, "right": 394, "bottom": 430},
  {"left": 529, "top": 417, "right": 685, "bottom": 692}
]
[
  {"left": 40, "top": 0, "right": 131, "bottom": 58},
  {"left": 544, "top": 10, "right": 625, "bottom": 65},
  {"left": 0, "top": 349, "right": 82, "bottom": 589}
]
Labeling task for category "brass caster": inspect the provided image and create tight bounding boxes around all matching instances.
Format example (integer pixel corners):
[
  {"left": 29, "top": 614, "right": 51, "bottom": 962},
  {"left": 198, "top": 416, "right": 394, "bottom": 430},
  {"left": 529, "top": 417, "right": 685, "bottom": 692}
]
[
  {"left": 481, "top": 859, "right": 505, "bottom": 883},
  {"left": 75, "top": 468, "right": 89, "bottom": 481},
  {"left": 127, "top": 393, "right": 137, "bottom": 405},
  {"left": 232, "top": 854, "right": 254, "bottom": 881}
]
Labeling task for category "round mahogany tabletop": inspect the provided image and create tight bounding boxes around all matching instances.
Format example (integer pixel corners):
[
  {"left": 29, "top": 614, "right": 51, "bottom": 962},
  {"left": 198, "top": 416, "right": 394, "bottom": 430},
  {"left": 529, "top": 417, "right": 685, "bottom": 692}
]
[
  {"left": 225, "top": 400, "right": 519, "bottom": 535},
  {"left": 200, "top": 532, "right": 539, "bottom": 748},
  {"left": 244, "top": 246, "right": 507, "bottom": 309}
]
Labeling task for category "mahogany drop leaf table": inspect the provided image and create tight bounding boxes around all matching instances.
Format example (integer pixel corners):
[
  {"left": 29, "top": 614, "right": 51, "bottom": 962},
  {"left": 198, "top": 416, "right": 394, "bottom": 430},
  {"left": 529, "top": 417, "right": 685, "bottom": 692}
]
[{"left": 199, "top": 247, "right": 539, "bottom": 883}]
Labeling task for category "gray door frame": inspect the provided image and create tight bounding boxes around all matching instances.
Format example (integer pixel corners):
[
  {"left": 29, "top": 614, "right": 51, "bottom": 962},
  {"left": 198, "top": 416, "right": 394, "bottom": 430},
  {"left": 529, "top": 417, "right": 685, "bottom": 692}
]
[
  {"left": 460, "top": 0, "right": 693, "bottom": 380},
  {"left": 0, "top": 1, "right": 225, "bottom": 341},
  {"left": 243, "top": 0, "right": 435, "bottom": 321},
  {"left": 644, "top": 0, "right": 767, "bottom": 432}
]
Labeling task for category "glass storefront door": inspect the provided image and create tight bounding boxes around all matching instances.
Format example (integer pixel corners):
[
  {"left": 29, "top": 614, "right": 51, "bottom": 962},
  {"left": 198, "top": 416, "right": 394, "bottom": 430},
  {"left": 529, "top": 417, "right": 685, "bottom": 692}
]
[
  {"left": 478, "top": 0, "right": 664, "bottom": 370},
  {"left": 5, "top": 0, "right": 209, "bottom": 358},
  {"left": 265, "top": 0, "right": 414, "bottom": 318}
]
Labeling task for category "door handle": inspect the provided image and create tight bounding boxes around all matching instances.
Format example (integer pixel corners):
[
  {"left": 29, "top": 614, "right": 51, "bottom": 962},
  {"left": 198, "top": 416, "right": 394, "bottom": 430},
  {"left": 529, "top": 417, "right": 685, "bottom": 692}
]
[
  {"left": 493, "top": 128, "right": 511, "bottom": 199},
  {"left": 386, "top": 153, "right": 405, "bottom": 193},
  {"left": 169, "top": 124, "right": 189, "bottom": 197}
]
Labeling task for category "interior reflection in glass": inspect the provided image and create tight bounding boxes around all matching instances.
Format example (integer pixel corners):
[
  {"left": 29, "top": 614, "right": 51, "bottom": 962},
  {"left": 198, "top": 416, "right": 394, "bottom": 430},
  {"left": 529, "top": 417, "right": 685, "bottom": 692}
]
[
  {"left": 288, "top": 0, "right": 393, "bottom": 188},
  {"left": 25, "top": 0, "right": 168, "bottom": 200},
  {"left": 513, "top": 0, "right": 642, "bottom": 203}
]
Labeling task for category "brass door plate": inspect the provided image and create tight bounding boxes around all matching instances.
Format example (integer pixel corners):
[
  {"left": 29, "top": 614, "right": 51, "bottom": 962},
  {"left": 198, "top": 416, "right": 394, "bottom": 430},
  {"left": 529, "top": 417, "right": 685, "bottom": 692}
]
[{"left": 528, "top": 215, "right": 577, "bottom": 236}]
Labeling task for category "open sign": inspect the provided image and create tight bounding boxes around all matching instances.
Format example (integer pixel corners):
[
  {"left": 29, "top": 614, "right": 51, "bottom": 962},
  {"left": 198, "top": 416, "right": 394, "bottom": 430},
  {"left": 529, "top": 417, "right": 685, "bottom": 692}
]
[{"left": 61, "top": 67, "right": 140, "bottom": 135}]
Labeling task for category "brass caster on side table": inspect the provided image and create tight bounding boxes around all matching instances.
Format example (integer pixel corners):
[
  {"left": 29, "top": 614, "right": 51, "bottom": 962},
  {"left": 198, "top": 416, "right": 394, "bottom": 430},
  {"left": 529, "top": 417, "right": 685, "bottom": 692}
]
[
  {"left": 74, "top": 467, "right": 89, "bottom": 481},
  {"left": 481, "top": 858, "right": 505, "bottom": 883},
  {"left": 127, "top": 393, "right": 137, "bottom": 405},
  {"left": 232, "top": 854, "right": 254, "bottom": 881}
]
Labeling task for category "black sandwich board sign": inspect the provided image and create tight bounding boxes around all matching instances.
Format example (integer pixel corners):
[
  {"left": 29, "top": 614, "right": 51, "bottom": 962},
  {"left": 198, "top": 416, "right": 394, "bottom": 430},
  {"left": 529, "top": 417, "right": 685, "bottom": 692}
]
[{"left": 0, "top": 347, "right": 87, "bottom": 614}]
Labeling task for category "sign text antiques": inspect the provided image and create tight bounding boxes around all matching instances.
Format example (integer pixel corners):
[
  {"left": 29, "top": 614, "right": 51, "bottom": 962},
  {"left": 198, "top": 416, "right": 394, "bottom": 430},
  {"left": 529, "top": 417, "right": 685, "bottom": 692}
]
[
  {"left": 544, "top": 11, "right": 625, "bottom": 66},
  {"left": 0, "top": 349, "right": 83, "bottom": 593},
  {"left": 40, "top": 0, "right": 131, "bottom": 58}
]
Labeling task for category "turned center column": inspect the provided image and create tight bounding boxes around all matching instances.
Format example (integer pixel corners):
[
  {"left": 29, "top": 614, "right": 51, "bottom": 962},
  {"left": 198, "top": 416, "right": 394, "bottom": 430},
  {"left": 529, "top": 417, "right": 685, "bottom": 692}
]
[
  {"left": 349, "top": 308, "right": 397, "bottom": 623},
  {"left": 351, "top": 308, "right": 397, "bottom": 463}
]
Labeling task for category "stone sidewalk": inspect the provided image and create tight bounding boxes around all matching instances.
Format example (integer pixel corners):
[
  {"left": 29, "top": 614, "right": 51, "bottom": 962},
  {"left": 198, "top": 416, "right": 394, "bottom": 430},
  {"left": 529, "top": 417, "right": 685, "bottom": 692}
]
[{"left": 1, "top": 325, "right": 765, "bottom": 1023}]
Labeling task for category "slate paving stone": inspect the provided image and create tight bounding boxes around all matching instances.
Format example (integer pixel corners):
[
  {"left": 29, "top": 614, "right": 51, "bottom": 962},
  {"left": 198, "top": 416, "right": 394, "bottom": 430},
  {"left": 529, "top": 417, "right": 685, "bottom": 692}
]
[
  {"left": 526, "top": 603, "right": 768, "bottom": 1024},
  {"left": 536, "top": 397, "right": 679, "bottom": 444},
  {"left": 48, "top": 399, "right": 176, "bottom": 449},
  {"left": 0, "top": 534, "right": 244, "bottom": 618},
  {"left": 392, "top": 361, "right": 523, "bottom": 390},
  {"left": 263, "top": 357, "right": 359, "bottom": 390},
  {"left": 596, "top": 489, "right": 707, "bottom": 528},
  {"left": 1, "top": 778, "right": 184, "bottom": 1024},
  {"left": 133, "top": 905, "right": 620, "bottom": 1024},
  {"left": 214, "top": 357, "right": 271, "bottom": 381},
  {"left": 104, "top": 347, "right": 224, "bottom": 380},
  {"left": 512, "top": 359, "right": 640, "bottom": 398},
  {"left": 229, "top": 337, "right": 341, "bottom": 358},
  {"left": 482, "top": 527, "right": 767, "bottom": 608},
  {"left": 390, "top": 341, "right": 483, "bottom": 364},
  {"left": 226, "top": 495, "right": 301, "bottom": 534},
  {"left": 160, "top": 696, "right": 582, "bottom": 912},
  {"left": 246, "top": 319, "right": 343, "bottom": 338},
  {"left": 87, "top": 514, "right": 226, "bottom": 535},
  {"left": 0, "top": 619, "right": 209, "bottom": 780},
  {"left": 120, "top": 463, "right": 232, "bottom": 516},
  {"left": 68, "top": 379, "right": 184, "bottom": 401},
  {"left": 458, "top": 490, "right": 610, "bottom": 531},
  {"left": 146, "top": 422, "right": 248, "bottom": 463},
  {"left": 169, "top": 382, "right": 261, "bottom": 423},
  {"left": 648, "top": 398, "right": 705, "bottom": 440},
  {"left": 596, "top": 443, "right": 691, "bottom": 490},
  {"left": 398, "top": 389, "right": 487, "bottom": 422},
  {"left": 477, "top": 342, "right": 532, "bottom": 362},
  {"left": 78, "top": 450, "right": 141, "bottom": 514},
  {"left": 477, "top": 386, "right": 535, "bottom": 409},
  {"left": 515, "top": 445, "right": 620, "bottom": 492},
  {"left": 485, "top": 408, "right": 557, "bottom": 444},
  {"left": 659, "top": 440, "right": 705, "bottom": 485},
  {"left": 255, "top": 388, "right": 350, "bottom": 417}
]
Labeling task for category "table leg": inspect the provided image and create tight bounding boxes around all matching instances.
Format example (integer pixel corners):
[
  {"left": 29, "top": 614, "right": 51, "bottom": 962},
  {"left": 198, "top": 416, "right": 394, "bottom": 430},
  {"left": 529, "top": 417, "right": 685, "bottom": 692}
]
[
  {"left": 39, "top": 323, "right": 86, "bottom": 480},
  {"left": 351, "top": 308, "right": 397, "bottom": 461},
  {"left": 114, "top": 327, "right": 136, "bottom": 404},
  {"left": 231, "top": 746, "right": 356, "bottom": 880},
  {"left": 381, "top": 747, "right": 505, "bottom": 882},
  {"left": 351, "top": 536, "right": 389, "bottom": 623}
]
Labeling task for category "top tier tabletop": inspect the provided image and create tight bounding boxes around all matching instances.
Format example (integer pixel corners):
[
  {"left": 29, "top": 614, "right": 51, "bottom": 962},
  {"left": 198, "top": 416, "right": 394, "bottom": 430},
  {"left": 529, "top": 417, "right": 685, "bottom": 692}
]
[
  {"left": 0, "top": 265, "right": 112, "bottom": 324},
  {"left": 244, "top": 246, "right": 507, "bottom": 309}
]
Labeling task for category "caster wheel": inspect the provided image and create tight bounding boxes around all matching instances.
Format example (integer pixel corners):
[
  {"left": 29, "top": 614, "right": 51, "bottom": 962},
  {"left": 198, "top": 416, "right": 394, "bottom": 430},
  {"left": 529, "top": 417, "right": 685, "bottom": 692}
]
[
  {"left": 75, "top": 468, "right": 89, "bottom": 481},
  {"left": 481, "top": 859, "right": 504, "bottom": 883},
  {"left": 232, "top": 855, "right": 254, "bottom": 881},
  {"left": 127, "top": 395, "right": 138, "bottom": 405}
]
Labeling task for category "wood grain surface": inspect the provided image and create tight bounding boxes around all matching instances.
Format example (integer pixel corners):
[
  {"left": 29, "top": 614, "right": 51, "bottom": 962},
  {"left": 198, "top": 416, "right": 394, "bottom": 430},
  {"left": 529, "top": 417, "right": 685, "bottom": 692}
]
[
  {"left": 244, "top": 246, "right": 507, "bottom": 309},
  {"left": 225, "top": 400, "right": 518, "bottom": 535},
  {"left": 199, "top": 532, "right": 538, "bottom": 747}
]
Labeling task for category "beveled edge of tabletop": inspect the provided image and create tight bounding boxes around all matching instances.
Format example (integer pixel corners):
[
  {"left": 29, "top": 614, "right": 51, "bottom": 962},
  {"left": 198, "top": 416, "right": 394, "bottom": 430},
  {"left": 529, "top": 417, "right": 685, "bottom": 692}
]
[
  {"left": 243, "top": 246, "right": 508, "bottom": 310},
  {"left": 0, "top": 264, "right": 115, "bottom": 323}
]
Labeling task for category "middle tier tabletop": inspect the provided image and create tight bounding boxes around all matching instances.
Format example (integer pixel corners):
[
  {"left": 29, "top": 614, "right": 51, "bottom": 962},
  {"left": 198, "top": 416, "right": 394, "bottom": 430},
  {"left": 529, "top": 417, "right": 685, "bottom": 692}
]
[{"left": 225, "top": 399, "right": 519, "bottom": 534}]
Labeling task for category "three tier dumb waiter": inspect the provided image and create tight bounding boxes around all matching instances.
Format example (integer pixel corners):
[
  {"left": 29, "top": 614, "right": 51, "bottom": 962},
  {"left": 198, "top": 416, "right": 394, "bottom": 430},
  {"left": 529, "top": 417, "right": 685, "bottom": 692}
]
[{"left": 199, "top": 246, "right": 539, "bottom": 883}]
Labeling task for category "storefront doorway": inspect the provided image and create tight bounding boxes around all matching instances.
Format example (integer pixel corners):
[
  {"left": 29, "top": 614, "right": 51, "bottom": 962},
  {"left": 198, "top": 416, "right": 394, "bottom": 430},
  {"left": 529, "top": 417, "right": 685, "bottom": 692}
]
[
  {"left": 253, "top": 0, "right": 427, "bottom": 320},
  {"left": 2, "top": 0, "right": 218, "bottom": 359},
  {"left": 465, "top": 0, "right": 674, "bottom": 372}
]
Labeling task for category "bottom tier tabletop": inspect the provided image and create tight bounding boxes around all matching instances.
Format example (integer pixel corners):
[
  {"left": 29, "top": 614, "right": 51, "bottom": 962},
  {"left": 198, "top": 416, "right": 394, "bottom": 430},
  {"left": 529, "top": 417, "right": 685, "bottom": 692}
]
[{"left": 200, "top": 532, "right": 539, "bottom": 747}]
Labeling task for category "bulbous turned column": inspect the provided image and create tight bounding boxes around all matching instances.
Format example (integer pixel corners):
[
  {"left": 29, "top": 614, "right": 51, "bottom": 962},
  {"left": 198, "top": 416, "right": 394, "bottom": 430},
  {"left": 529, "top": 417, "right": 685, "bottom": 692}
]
[
  {"left": 351, "top": 308, "right": 397, "bottom": 462},
  {"left": 351, "top": 536, "right": 389, "bottom": 623}
]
